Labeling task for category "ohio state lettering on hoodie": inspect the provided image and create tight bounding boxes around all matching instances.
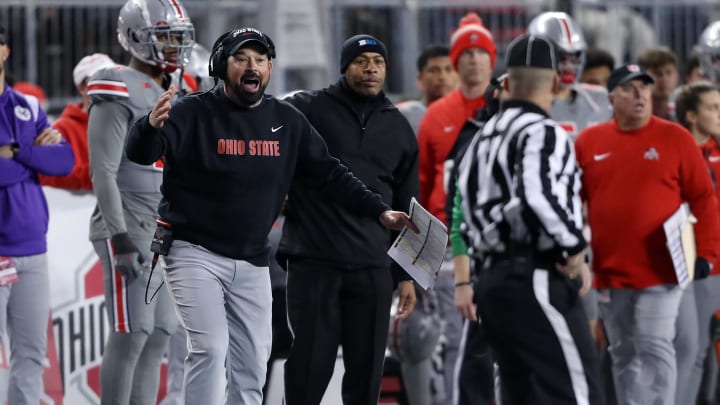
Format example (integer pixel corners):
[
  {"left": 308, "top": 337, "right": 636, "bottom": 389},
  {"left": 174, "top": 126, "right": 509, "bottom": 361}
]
[{"left": 126, "top": 85, "right": 389, "bottom": 265}]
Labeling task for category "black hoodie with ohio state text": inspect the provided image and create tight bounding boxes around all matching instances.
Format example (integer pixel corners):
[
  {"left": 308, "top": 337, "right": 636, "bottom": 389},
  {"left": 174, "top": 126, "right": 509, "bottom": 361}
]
[{"left": 126, "top": 85, "right": 389, "bottom": 265}]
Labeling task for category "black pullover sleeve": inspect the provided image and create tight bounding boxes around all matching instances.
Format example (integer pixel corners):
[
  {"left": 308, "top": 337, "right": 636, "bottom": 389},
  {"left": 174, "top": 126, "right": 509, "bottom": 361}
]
[{"left": 126, "top": 114, "right": 167, "bottom": 165}]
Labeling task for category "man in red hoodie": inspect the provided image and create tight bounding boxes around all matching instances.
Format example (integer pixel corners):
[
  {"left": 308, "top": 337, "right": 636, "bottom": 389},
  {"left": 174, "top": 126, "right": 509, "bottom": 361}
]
[
  {"left": 575, "top": 65, "right": 720, "bottom": 405},
  {"left": 39, "top": 53, "right": 115, "bottom": 190},
  {"left": 416, "top": 12, "right": 495, "bottom": 401}
]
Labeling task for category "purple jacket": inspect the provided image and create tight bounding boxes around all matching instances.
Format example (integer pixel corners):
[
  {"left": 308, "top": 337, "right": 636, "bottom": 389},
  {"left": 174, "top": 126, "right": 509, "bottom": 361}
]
[{"left": 0, "top": 82, "right": 74, "bottom": 256}]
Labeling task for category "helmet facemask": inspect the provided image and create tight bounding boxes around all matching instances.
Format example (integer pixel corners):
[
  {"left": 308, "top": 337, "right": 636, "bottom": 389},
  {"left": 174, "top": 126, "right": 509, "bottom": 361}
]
[
  {"left": 138, "top": 24, "right": 195, "bottom": 73},
  {"left": 557, "top": 49, "right": 585, "bottom": 87},
  {"left": 700, "top": 50, "right": 720, "bottom": 85},
  {"left": 527, "top": 12, "right": 587, "bottom": 88},
  {"left": 117, "top": 0, "right": 195, "bottom": 74}
]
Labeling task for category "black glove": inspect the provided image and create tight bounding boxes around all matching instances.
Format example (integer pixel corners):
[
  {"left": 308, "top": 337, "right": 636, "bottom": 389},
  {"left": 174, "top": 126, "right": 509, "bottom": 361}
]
[
  {"left": 694, "top": 257, "right": 713, "bottom": 281},
  {"left": 111, "top": 233, "right": 145, "bottom": 281}
]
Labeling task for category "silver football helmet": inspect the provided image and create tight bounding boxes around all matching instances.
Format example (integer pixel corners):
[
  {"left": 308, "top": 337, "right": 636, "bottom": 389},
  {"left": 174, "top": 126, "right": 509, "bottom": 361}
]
[
  {"left": 699, "top": 21, "right": 720, "bottom": 85},
  {"left": 117, "top": 0, "right": 195, "bottom": 73},
  {"left": 528, "top": 12, "right": 587, "bottom": 87},
  {"left": 387, "top": 292, "right": 442, "bottom": 364}
]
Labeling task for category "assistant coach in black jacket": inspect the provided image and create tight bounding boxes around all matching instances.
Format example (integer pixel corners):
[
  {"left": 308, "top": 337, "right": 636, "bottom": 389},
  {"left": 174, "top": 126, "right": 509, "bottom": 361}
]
[{"left": 279, "top": 34, "right": 419, "bottom": 405}]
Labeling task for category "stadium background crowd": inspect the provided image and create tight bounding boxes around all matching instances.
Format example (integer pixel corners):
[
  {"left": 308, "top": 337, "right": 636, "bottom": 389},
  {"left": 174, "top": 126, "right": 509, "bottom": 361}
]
[{"left": 2, "top": 0, "right": 720, "bottom": 114}]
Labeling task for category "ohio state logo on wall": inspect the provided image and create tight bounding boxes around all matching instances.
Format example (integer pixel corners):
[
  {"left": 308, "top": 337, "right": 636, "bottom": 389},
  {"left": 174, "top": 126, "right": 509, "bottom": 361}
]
[{"left": 52, "top": 255, "right": 106, "bottom": 401}]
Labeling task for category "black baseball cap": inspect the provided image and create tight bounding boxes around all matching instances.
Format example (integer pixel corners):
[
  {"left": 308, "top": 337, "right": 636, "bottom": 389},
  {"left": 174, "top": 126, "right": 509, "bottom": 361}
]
[
  {"left": 223, "top": 27, "right": 275, "bottom": 59},
  {"left": 505, "top": 34, "right": 557, "bottom": 70},
  {"left": 607, "top": 64, "right": 654, "bottom": 92}
]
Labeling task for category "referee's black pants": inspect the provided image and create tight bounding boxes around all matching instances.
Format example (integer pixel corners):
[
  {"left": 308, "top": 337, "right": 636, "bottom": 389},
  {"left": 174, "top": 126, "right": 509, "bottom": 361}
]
[
  {"left": 455, "top": 319, "right": 495, "bottom": 405},
  {"left": 475, "top": 256, "right": 605, "bottom": 405},
  {"left": 283, "top": 258, "right": 393, "bottom": 405}
]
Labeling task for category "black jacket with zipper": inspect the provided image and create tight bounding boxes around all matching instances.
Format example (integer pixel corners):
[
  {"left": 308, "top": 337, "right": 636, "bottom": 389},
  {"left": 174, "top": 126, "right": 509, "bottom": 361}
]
[{"left": 278, "top": 78, "right": 418, "bottom": 278}]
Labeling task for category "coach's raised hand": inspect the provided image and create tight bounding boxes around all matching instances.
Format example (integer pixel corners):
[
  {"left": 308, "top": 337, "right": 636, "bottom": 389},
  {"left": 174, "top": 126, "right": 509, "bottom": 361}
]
[{"left": 149, "top": 85, "right": 176, "bottom": 128}]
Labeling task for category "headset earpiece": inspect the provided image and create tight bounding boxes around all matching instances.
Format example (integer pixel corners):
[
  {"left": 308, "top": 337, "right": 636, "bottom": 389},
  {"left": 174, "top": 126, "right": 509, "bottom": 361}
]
[
  {"left": 264, "top": 33, "right": 277, "bottom": 60},
  {"left": 210, "top": 44, "right": 227, "bottom": 80},
  {"left": 209, "top": 31, "right": 232, "bottom": 80}
]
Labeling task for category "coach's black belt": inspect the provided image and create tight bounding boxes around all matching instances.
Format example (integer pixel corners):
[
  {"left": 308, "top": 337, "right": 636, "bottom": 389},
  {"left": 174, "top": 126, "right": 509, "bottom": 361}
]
[{"left": 484, "top": 247, "right": 558, "bottom": 271}]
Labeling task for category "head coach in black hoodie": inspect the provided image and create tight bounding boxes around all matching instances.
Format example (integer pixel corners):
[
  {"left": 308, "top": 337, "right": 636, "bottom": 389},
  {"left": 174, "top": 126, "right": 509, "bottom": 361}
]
[{"left": 279, "top": 34, "right": 419, "bottom": 405}]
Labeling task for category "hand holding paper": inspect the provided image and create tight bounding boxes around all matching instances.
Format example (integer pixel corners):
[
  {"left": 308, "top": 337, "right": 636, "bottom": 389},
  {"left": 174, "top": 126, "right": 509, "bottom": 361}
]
[
  {"left": 387, "top": 198, "right": 448, "bottom": 290},
  {"left": 663, "top": 203, "right": 697, "bottom": 289},
  {"left": 379, "top": 210, "right": 419, "bottom": 233}
]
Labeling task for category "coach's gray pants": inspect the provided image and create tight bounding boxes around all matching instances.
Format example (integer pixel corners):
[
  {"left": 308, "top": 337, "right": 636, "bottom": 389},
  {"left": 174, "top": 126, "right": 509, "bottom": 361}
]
[
  {"left": 163, "top": 240, "right": 272, "bottom": 405},
  {"left": 0, "top": 254, "right": 50, "bottom": 405},
  {"left": 599, "top": 285, "right": 682, "bottom": 405}
]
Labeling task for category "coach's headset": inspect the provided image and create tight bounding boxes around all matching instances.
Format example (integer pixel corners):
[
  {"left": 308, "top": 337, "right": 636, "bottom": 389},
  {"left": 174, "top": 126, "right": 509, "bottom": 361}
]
[{"left": 208, "top": 28, "right": 276, "bottom": 81}]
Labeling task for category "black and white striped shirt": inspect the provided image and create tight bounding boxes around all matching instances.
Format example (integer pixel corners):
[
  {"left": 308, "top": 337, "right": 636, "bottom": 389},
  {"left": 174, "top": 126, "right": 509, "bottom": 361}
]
[{"left": 457, "top": 100, "right": 586, "bottom": 257}]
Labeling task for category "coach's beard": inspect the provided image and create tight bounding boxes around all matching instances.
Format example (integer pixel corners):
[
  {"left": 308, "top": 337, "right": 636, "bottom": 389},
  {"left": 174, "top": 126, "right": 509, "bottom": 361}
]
[{"left": 230, "top": 73, "right": 267, "bottom": 106}]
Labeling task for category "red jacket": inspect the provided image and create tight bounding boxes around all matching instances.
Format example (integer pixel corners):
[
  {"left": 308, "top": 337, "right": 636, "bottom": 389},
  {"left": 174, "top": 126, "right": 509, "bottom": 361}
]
[
  {"left": 39, "top": 103, "right": 92, "bottom": 190},
  {"left": 700, "top": 137, "right": 720, "bottom": 275},
  {"left": 575, "top": 116, "right": 720, "bottom": 289},
  {"left": 417, "top": 88, "right": 485, "bottom": 226}
]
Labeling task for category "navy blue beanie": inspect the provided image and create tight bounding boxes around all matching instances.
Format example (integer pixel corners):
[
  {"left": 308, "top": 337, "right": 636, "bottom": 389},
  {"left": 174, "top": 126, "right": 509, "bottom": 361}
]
[{"left": 340, "top": 34, "right": 387, "bottom": 74}]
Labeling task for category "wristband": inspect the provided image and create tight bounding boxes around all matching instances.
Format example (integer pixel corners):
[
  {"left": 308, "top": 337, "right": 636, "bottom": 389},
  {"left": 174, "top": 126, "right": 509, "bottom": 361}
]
[
  {"left": 10, "top": 143, "right": 19, "bottom": 159},
  {"left": 455, "top": 280, "right": 473, "bottom": 288}
]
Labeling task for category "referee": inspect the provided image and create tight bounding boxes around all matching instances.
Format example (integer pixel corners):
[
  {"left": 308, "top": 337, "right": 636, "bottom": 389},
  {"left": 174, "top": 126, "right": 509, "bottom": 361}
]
[{"left": 456, "top": 34, "right": 604, "bottom": 405}]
